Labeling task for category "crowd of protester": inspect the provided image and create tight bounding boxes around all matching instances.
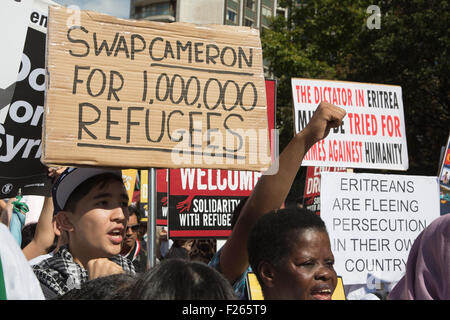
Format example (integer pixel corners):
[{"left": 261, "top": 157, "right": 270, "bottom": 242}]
[{"left": 0, "top": 102, "right": 448, "bottom": 300}]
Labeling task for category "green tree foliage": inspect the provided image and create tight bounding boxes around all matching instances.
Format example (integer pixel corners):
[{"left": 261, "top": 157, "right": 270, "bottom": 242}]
[{"left": 262, "top": 0, "right": 449, "bottom": 184}]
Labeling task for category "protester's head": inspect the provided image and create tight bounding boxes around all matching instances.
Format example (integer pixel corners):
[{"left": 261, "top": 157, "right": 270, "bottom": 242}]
[
  {"left": 248, "top": 206, "right": 337, "bottom": 300},
  {"left": 189, "top": 239, "right": 216, "bottom": 264},
  {"left": 21, "top": 223, "right": 37, "bottom": 249},
  {"left": 165, "top": 239, "right": 194, "bottom": 260},
  {"left": 127, "top": 258, "right": 236, "bottom": 300},
  {"left": 122, "top": 205, "right": 141, "bottom": 253},
  {"left": 52, "top": 168, "right": 129, "bottom": 265},
  {"left": 138, "top": 216, "right": 148, "bottom": 242},
  {"left": 388, "top": 213, "right": 450, "bottom": 300},
  {"left": 56, "top": 273, "right": 137, "bottom": 300}
]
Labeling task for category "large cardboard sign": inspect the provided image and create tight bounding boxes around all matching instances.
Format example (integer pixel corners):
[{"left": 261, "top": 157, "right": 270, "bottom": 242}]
[
  {"left": 0, "top": 0, "right": 56, "bottom": 199},
  {"left": 291, "top": 79, "right": 408, "bottom": 170},
  {"left": 438, "top": 132, "right": 450, "bottom": 215},
  {"left": 320, "top": 172, "right": 440, "bottom": 284},
  {"left": 43, "top": 6, "right": 271, "bottom": 171}
]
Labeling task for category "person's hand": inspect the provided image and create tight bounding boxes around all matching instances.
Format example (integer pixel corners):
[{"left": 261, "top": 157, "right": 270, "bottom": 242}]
[
  {"left": 1, "top": 197, "right": 17, "bottom": 227},
  {"left": 12, "top": 196, "right": 29, "bottom": 215},
  {"left": 159, "top": 228, "right": 168, "bottom": 242},
  {"left": 0, "top": 199, "right": 7, "bottom": 212},
  {"left": 87, "top": 258, "right": 124, "bottom": 280},
  {"left": 48, "top": 167, "right": 67, "bottom": 183},
  {"left": 301, "top": 101, "right": 346, "bottom": 148}
]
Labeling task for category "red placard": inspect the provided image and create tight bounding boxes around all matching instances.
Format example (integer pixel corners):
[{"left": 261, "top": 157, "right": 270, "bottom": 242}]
[
  {"left": 303, "top": 166, "right": 347, "bottom": 215},
  {"left": 156, "top": 169, "right": 168, "bottom": 226}
]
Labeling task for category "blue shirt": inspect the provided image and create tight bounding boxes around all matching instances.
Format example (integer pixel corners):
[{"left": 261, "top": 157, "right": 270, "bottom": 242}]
[
  {"left": 9, "top": 210, "right": 26, "bottom": 246},
  {"left": 209, "top": 247, "right": 251, "bottom": 300}
]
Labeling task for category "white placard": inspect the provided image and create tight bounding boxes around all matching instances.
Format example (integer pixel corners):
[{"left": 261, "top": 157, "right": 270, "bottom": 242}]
[
  {"left": 0, "top": 0, "right": 33, "bottom": 123},
  {"left": 291, "top": 78, "right": 408, "bottom": 170},
  {"left": 0, "top": 0, "right": 33, "bottom": 89},
  {"left": 320, "top": 172, "right": 440, "bottom": 285}
]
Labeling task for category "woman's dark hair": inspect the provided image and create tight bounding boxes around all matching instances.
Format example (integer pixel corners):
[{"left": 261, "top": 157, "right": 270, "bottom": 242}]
[
  {"left": 127, "top": 259, "right": 237, "bottom": 300},
  {"left": 55, "top": 274, "right": 137, "bottom": 300},
  {"left": 248, "top": 206, "right": 328, "bottom": 286}
]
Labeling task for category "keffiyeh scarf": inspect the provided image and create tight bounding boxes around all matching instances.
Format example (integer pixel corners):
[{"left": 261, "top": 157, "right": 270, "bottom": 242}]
[{"left": 32, "top": 245, "right": 135, "bottom": 297}]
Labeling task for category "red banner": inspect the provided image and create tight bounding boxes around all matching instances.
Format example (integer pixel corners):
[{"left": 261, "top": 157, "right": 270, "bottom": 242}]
[{"left": 303, "top": 166, "right": 347, "bottom": 215}]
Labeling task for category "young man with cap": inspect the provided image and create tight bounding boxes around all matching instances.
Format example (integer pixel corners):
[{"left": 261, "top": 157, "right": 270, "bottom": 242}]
[{"left": 32, "top": 168, "right": 135, "bottom": 299}]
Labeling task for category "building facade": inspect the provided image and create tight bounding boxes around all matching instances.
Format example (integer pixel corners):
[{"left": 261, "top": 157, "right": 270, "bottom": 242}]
[{"left": 130, "top": 0, "right": 278, "bottom": 31}]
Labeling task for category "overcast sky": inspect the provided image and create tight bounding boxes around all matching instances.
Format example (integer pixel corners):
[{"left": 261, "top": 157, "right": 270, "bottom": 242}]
[{"left": 53, "top": 0, "right": 131, "bottom": 19}]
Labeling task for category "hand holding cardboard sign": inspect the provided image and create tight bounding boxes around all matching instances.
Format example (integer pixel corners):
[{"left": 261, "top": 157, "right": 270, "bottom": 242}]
[
  {"left": 302, "top": 101, "right": 346, "bottom": 149},
  {"left": 48, "top": 167, "right": 67, "bottom": 184}
]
